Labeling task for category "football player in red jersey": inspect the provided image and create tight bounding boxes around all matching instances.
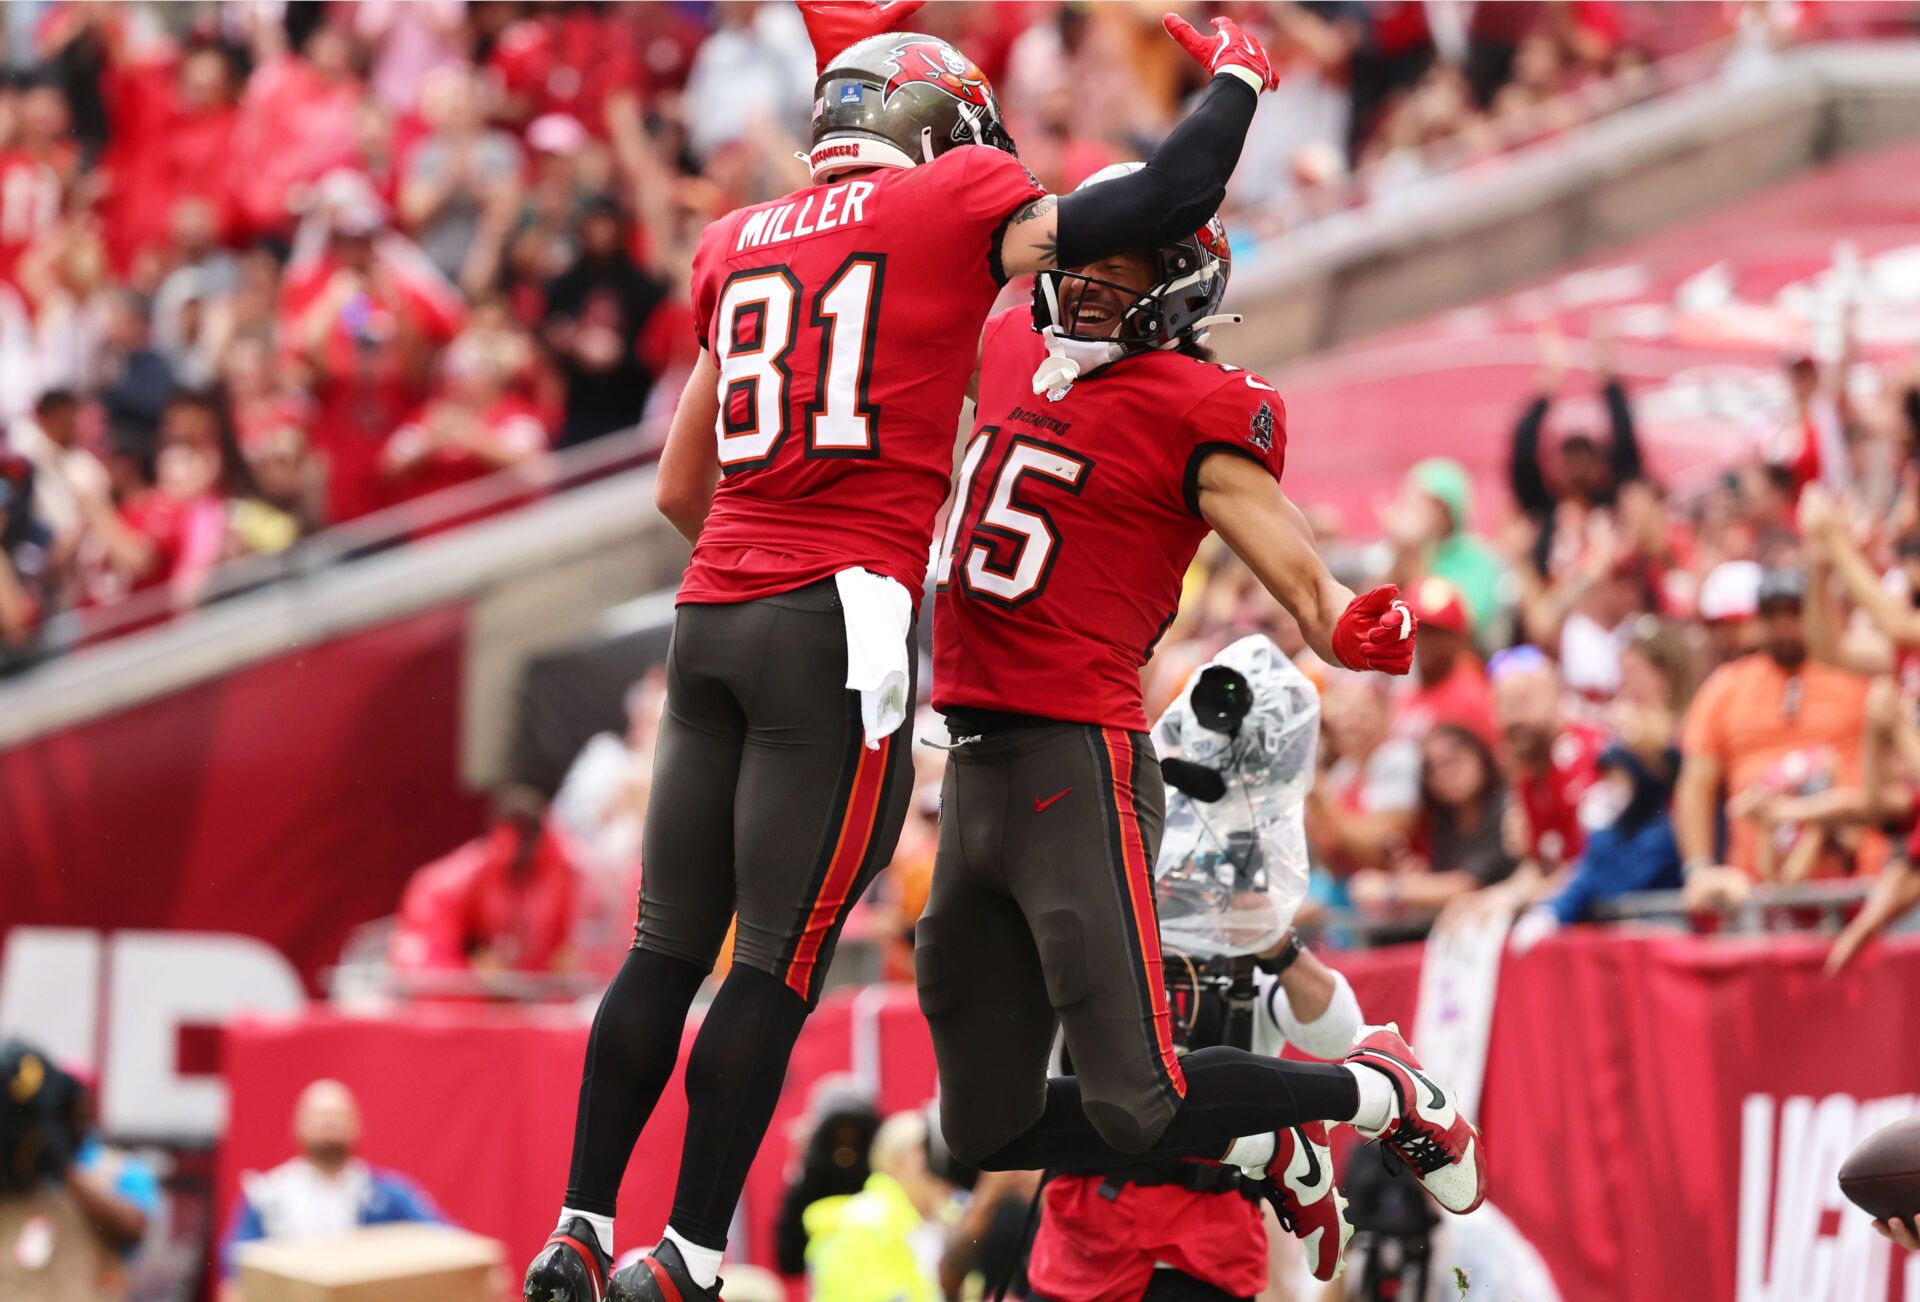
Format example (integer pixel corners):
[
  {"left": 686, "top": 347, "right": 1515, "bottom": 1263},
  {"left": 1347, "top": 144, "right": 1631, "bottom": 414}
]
[
  {"left": 920, "top": 164, "right": 1486, "bottom": 1288},
  {"left": 526, "top": 8, "right": 1289, "bottom": 1301}
]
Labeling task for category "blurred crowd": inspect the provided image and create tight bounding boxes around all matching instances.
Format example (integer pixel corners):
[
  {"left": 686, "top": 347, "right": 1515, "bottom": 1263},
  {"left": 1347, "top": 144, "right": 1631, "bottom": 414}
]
[
  {"left": 2, "top": 0, "right": 1874, "bottom": 670},
  {"left": 1156, "top": 317, "right": 1920, "bottom": 970},
  {"left": 383, "top": 305, "right": 1920, "bottom": 999}
]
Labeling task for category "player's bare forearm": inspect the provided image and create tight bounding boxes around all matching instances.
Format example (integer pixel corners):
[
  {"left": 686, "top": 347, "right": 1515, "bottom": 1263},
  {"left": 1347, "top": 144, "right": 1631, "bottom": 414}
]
[
  {"left": 655, "top": 351, "right": 723, "bottom": 544},
  {"left": 1197, "top": 457, "right": 1350, "bottom": 663}
]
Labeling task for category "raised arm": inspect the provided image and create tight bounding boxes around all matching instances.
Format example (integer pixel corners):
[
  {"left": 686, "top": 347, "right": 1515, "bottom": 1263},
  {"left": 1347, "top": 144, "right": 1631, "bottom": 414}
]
[
  {"left": 998, "top": 15, "right": 1275, "bottom": 279},
  {"left": 1196, "top": 452, "right": 1413, "bottom": 674},
  {"left": 1593, "top": 319, "right": 1644, "bottom": 489}
]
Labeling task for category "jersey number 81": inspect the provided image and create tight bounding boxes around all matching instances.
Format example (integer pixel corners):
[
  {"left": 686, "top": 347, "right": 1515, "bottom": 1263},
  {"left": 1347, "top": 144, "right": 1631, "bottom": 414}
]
[{"left": 712, "top": 255, "right": 885, "bottom": 471}]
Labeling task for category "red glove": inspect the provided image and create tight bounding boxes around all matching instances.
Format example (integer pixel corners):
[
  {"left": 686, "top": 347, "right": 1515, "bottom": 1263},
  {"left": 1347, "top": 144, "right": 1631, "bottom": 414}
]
[
  {"left": 1331, "top": 585, "right": 1417, "bottom": 675},
  {"left": 1162, "top": 13, "right": 1280, "bottom": 93},
  {"left": 797, "top": 1, "right": 927, "bottom": 74}
]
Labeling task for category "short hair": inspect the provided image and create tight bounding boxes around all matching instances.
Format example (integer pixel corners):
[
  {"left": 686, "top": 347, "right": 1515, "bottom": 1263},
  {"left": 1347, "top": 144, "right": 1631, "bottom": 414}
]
[{"left": 34, "top": 388, "right": 76, "bottom": 416}]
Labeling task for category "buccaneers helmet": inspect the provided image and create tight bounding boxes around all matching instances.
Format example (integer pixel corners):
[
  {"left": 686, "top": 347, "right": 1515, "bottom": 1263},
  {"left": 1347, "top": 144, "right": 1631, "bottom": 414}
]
[
  {"left": 1032, "top": 161, "right": 1237, "bottom": 355},
  {"left": 809, "top": 33, "right": 1016, "bottom": 182}
]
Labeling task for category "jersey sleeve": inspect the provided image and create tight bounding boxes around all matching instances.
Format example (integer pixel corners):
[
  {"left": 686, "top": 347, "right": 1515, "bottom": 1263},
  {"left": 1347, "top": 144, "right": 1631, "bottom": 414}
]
[
  {"left": 940, "top": 146, "right": 1047, "bottom": 285},
  {"left": 688, "top": 213, "right": 736, "bottom": 353},
  {"left": 1174, "top": 368, "right": 1289, "bottom": 517}
]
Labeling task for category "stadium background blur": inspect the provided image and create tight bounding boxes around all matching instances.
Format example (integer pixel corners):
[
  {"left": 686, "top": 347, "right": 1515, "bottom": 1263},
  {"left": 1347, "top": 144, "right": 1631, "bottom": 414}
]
[{"left": 4, "top": 2, "right": 1920, "bottom": 1300}]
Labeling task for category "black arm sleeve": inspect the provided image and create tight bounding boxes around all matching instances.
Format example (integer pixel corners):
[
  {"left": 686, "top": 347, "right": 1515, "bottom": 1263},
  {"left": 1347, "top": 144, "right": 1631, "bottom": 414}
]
[
  {"left": 1054, "top": 75, "right": 1257, "bottom": 268},
  {"left": 1603, "top": 377, "right": 1644, "bottom": 491},
  {"left": 1509, "top": 395, "right": 1555, "bottom": 517}
]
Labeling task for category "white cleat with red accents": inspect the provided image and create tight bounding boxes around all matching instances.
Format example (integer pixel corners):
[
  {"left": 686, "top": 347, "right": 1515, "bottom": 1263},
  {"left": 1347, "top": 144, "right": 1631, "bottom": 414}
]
[
  {"left": 1248, "top": 1121, "right": 1353, "bottom": 1281},
  {"left": 1344, "top": 1022, "right": 1487, "bottom": 1214}
]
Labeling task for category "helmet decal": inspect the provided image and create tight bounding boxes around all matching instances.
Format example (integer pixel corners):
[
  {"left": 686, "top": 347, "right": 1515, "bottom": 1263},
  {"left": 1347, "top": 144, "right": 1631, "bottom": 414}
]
[
  {"left": 882, "top": 40, "right": 992, "bottom": 109},
  {"left": 1195, "top": 216, "right": 1231, "bottom": 262}
]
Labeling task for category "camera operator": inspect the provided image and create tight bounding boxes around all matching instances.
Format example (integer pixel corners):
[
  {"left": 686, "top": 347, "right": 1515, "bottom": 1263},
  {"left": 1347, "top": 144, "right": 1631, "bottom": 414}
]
[{"left": 1, "top": 1040, "right": 119, "bottom": 1301}]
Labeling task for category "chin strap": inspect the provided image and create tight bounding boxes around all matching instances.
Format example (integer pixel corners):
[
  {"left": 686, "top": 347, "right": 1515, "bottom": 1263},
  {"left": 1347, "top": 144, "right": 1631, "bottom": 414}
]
[
  {"left": 1031, "top": 328, "right": 1127, "bottom": 396},
  {"left": 1030, "top": 275, "right": 1126, "bottom": 395}
]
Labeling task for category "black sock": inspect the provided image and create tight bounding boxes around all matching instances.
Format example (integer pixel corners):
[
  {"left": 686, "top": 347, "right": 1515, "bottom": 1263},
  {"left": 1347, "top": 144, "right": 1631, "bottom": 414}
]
[
  {"left": 975, "top": 1046, "right": 1359, "bottom": 1171},
  {"left": 562, "top": 947, "right": 708, "bottom": 1215},
  {"left": 667, "top": 964, "right": 814, "bottom": 1249}
]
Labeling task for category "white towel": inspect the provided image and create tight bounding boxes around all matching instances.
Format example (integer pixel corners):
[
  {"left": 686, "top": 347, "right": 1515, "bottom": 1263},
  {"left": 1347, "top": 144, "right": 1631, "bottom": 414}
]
[{"left": 834, "top": 567, "right": 913, "bottom": 749}]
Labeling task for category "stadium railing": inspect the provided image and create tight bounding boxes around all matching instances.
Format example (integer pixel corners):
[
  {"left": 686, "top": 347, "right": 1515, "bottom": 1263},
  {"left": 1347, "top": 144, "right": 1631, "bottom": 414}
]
[{"left": 30, "top": 421, "right": 664, "bottom": 661}]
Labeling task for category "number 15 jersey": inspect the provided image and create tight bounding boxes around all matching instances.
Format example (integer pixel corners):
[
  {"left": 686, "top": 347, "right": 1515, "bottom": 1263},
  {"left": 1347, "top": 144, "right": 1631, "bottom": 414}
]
[
  {"left": 934, "top": 309, "right": 1290, "bottom": 732},
  {"left": 678, "top": 146, "right": 1045, "bottom": 608}
]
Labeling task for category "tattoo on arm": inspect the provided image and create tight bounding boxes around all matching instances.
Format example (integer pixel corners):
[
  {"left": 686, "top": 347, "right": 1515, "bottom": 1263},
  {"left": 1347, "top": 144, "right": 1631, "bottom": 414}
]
[
  {"left": 1011, "top": 194, "right": 1057, "bottom": 224},
  {"left": 1013, "top": 194, "right": 1059, "bottom": 269}
]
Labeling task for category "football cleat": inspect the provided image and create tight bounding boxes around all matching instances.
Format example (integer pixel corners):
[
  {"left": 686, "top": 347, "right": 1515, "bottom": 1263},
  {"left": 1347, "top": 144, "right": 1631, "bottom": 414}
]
[
  {"left": 608, "top": 1238, "right": 724, "bottom": 1302},
  {"left": 525, "top": 1217, "right": 612, "bottom": 1302},
  {"left": 1249, "top": 1122, "right": 1353, "bottom": 1282},
  {"left": 1345, "top": 1022, "right": 1487, "bottom": 1214}
]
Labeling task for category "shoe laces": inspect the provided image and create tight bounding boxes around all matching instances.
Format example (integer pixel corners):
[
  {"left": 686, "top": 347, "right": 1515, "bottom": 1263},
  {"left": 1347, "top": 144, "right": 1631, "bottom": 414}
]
[
  {"left": 1264, "top": 1182, "right": 1300, "bottom": 1235},
  {"left": 1387, "top": 1117, "right": 1455, "bottom": 1175}
]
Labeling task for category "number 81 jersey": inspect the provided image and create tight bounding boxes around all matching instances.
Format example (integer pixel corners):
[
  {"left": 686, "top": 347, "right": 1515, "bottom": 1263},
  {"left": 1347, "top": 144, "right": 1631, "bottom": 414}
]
[
  {"left": 677, "top": 146, "right": 1045, "bottom": 608},
  {"left": 933, "top": 309, "right": 1289, "bottom": 732}
]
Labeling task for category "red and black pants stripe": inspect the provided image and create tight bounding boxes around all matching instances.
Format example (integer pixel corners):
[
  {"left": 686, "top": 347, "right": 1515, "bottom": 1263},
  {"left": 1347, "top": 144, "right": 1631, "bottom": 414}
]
[
  {"left": 637, "top": 579, "right": 912, "bottom": 1004},
  {"left": 917, "top": 720, "right": 1186, "bottom": 1163}
]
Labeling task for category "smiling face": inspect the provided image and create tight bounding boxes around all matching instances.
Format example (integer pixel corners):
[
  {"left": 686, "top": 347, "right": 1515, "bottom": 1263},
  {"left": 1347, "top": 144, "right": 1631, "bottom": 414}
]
[{"left": 1058, "top": 251, "right": 1155, "bottom": 338}]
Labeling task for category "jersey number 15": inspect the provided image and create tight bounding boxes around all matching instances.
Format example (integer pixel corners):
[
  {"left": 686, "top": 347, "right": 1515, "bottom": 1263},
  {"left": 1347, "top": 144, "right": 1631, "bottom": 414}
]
[
  {"left": 712, "top": 255, "right": 885, "bottom": 471},
  {"left": 936, "top": 428, "right": 1092, "bottom": 607}
]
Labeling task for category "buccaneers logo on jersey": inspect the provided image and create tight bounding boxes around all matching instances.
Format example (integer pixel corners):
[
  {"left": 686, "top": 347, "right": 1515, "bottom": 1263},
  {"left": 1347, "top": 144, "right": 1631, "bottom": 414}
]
[{"left": 883, "top": 41, "right": 992, "bottom": 108}]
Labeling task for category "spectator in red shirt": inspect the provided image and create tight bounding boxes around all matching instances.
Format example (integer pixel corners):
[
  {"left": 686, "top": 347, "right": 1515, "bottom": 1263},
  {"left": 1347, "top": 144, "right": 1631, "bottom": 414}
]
[
  {"left": 1490, "top": 644, "right": 1605, "bottom": 873},
  {"left": 97, "top": 39, "right": 240, "bottom": 277},
  {"left": 389, "top": 801, "right": 578, "bottom": 981},
  {"left": 1397, "top": 575, "right": 1498, "bottom": 746},
  {"left": 0, "top": 81, "right": 77, "bottom": 288},
  {"left": 382, "top": 334, "right": 548, "bottom": 506},
  {"left": 284, "top": 199, "right": 461, "bottom": 524},
  {"left": 231, "top": 22, "right": 363, "bottom": 242}
]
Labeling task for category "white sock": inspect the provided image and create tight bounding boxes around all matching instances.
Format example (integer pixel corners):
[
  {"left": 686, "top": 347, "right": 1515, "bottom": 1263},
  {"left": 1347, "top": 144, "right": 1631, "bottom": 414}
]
[
  {"left": 558, "top": 1208, "right": 613, "bottom": 1258},
  {"left": 1346, "top": 1063, "right": 1395, "bottom": 1136},
  {"left": 662, "top": 1226, "right": 723, "bottom": 1289},
  {"left": 1222, "top": 1131, "right": 1278, "bottom": 1175}
]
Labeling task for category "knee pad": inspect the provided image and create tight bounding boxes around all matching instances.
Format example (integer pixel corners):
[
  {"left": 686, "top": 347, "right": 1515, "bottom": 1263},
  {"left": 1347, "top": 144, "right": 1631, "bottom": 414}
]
[
  {"left": 913, "top": 917, "right": 963, "bottom": 1018},
  {"left": 937, "top": 1092, "right": 1027, "bottom": 1169},
  {"left": 1031, "top": 907, "right": 1092, "bottom": 1008},
  {"left": 1080, "top": 1094, "right": 1175, "bottom": 1156}
]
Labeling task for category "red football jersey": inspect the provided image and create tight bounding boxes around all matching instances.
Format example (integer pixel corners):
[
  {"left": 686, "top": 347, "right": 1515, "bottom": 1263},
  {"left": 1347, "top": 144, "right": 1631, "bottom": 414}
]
[
  {"left": 934, "top": 310, "right": 1288, "bottom": 731},
  {"left": 678, "top": 146, "right": 1045, "bottom": 607},
  {"left": 1513, "top": 721, "right": 1606, "bottom": 868}
]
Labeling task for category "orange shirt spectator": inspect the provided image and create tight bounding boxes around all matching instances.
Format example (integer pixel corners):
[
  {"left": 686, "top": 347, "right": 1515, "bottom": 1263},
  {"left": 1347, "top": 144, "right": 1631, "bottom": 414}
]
[{"left": 1680, "top": 644, "right": 1868, "bottom": 875}]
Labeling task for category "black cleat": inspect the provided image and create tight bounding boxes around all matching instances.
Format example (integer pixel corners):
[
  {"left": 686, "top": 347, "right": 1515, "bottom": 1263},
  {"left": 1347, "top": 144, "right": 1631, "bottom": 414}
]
[
  {"left": 525, "top": 1217, "right": 613, "bottom": 1302},
  {"left": 609, "top": 1237, "right": 724, "bottom": 1302}
]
